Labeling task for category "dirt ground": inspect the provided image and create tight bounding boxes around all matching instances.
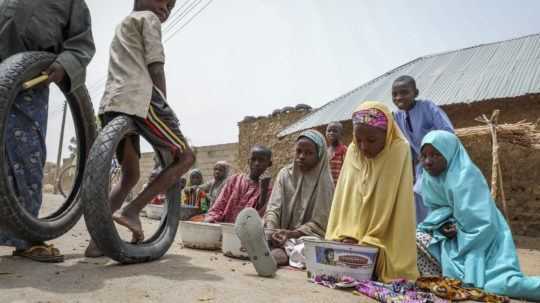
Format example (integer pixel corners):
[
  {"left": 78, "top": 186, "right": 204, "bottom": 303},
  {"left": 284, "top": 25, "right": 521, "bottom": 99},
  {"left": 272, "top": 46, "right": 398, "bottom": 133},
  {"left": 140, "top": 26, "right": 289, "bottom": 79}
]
[{"left": 1, "top": 194, "right": 539, "bottom": 303}]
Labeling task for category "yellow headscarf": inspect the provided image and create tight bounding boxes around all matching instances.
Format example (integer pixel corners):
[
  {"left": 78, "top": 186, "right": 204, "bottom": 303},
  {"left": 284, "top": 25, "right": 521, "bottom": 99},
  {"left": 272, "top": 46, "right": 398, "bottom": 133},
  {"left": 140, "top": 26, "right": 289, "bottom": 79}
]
[{"left": 325, "top": 101, "right": 419, "bottom": 282}]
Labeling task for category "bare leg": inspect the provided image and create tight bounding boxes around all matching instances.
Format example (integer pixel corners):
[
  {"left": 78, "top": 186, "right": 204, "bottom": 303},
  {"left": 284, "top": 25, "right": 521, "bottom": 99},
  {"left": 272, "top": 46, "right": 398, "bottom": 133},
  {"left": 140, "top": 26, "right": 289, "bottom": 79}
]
[
  {"left": 114, "top": 147, "right": 195, "bottom": 241},
  {"left": 85, "top": 137, "right": 140, "bottom": 257}
]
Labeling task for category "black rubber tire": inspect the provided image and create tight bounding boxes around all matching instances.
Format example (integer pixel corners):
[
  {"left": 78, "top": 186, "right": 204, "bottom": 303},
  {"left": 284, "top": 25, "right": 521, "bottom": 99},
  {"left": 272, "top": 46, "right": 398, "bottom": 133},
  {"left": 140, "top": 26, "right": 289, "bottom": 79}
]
[
  {"left": 81, "top": 115, "right": 181, "bottom": 264},
  {"left": 0, "top": 52, "right": 97, "bottom": 241}
]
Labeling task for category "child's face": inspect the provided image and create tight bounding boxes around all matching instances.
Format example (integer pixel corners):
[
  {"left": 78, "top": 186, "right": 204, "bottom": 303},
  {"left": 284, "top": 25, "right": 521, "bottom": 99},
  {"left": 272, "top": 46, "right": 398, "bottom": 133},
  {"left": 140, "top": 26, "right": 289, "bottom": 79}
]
[
  {"left": 420, "top": 144, "right": 447, "bottom": 177},
  {"left": 326, "top": 250, "right": 334, "bottom": 261},
  {"left": 213, "top": 164, "right": 227, "bottom": 181},
  {"left": 392, "top": 81, "right": 418, "bottom": 111},
  {"left": 190, "top": 174, "right": 202, "bottom": 186},
  {"left": 138, "top": 0, "right": 176, "bottom": 23},
  {"left": 295, "top": 138, "right": 319, "bottom": 173},
  {"left": 248, "top": 150, "right": 271, "bottom": 180},
  {"left": 354, "top": 124, "right": 386, "bottom": 159},
  {"left": 326, "top": 124, "right": 342, "bottom": 144}
]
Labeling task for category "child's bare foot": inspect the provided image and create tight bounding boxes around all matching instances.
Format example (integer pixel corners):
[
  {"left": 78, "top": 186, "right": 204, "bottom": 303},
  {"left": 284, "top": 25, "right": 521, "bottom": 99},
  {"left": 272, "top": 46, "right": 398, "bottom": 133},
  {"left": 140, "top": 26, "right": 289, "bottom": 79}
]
[
  {"left": 84, "top": 240, "right": 104, "bottom": 258},
  {"left": 113, "top": 209, "right": 144, "bottom": 242}
]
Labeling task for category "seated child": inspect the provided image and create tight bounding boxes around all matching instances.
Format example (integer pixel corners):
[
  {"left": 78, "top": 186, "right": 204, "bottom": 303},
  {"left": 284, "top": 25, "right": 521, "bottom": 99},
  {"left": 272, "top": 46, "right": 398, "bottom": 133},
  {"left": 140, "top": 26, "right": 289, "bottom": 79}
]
[
  {"left": 264, "top": 129, "right": 334, "bottom": 267},
  {"left": 199, "top": 161, "right": 231, "bottom": 208},
  {"left": 204, "top": 146, "right": 272, "bottom": 223},
  {"left": 182, "top": 169, "right": 208, "bottom": 211},
  {"left": 326, "top": 101, "right": 419, "bottom": 282},
  {"left": 417, "top": 130, "right": 540, "bottom": 301}
]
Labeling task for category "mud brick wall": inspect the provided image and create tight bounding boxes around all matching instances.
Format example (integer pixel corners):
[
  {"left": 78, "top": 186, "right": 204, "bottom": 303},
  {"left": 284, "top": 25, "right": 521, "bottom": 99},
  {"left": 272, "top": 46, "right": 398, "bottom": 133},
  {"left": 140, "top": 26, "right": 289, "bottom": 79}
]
[
  {"left": 192, "top": 143, "right": 239, "bottom": 181},
  {"left": 238, "top": 109, "right": 312, "bottom": 178}
]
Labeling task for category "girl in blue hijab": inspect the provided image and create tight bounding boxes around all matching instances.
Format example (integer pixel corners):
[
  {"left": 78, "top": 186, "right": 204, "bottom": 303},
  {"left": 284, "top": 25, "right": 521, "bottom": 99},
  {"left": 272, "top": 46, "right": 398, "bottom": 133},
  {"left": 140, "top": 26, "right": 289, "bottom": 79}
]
[{"left": 418, "top": 130, "right": 540, "bottom": 301}]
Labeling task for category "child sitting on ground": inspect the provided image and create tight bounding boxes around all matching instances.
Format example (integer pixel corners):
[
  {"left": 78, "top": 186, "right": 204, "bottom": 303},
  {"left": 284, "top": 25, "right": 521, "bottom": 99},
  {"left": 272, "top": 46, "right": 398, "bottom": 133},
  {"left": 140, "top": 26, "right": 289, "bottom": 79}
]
[
  {"left": 86, "top": 0, "right": 195, "bottom": 257},
  {"left": 392, "top": 75, "right": 454, "bottom": 224},
  {"left": 204, "top": 145, "right": 272, "bottom": 224}
]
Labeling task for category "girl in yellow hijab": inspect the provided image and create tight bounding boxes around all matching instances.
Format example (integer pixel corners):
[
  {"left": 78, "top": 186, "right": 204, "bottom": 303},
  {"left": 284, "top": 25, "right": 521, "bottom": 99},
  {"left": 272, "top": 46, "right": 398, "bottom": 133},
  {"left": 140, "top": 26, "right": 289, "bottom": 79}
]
[{"left": 325, "top": 101, "right": 419, "bottom": 282}]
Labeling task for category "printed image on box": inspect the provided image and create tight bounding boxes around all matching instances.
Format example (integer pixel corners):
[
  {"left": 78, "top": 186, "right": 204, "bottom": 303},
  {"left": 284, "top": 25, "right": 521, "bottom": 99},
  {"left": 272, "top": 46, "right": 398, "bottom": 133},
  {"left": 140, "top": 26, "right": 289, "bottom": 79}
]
[{"left": 315, "top": 246, "right": 377, "bottom": 269}]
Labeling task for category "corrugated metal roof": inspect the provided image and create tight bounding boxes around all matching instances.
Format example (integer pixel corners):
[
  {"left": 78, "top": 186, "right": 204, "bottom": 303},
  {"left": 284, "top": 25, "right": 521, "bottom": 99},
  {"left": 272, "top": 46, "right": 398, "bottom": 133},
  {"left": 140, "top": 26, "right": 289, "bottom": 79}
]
[{"left": 279, "top": 33, "right": 540, "bottom": 137}]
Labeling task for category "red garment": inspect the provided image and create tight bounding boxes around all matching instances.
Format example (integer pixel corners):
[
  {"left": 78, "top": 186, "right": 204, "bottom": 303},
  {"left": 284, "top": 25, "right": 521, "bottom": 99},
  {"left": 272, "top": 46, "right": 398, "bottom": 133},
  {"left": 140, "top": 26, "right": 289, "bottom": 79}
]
[
  {"left": 329, "top": 143, "right": 347, "bottom": 185},
  {"left": 206, "top": 174, "right": 272, "bottom": 223}
]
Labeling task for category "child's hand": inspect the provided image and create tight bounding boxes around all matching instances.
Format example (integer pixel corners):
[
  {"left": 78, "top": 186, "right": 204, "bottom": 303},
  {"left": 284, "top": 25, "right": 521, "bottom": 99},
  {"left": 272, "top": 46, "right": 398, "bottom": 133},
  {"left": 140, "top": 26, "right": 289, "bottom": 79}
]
[
  {"left": 44, "top": 62, "right": 66, "bottom": 85},
  {"left": 271, "top": 230, "right": 289, "bottom": 247},
  {"left": 440, "top": 222, "right": 457, "bottom": 239}
]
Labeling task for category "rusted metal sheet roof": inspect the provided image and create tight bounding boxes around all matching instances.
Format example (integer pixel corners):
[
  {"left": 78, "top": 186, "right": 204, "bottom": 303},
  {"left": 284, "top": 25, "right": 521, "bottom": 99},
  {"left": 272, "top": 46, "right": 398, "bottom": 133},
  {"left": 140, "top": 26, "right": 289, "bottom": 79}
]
[{"left": 279, "top": 33, "right": 540, "bottom": 137}]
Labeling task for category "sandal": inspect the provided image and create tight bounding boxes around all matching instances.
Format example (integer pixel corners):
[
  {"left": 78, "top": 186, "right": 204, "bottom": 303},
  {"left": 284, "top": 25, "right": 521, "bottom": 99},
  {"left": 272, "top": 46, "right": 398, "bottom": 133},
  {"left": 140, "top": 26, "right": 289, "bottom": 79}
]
[
  {"left": 235, "top": 208, "right": 277, "bottom": 277},
  {"left": 13, "top": 244, "right": 64, "bottom": 263}
]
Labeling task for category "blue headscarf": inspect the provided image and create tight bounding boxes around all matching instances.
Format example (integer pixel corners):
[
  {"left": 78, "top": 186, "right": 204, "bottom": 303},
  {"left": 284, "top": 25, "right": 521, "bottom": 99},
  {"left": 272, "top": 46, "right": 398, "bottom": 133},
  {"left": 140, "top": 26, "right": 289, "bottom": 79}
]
[
  {"left": 297, "top": 129, "right": 326, "bottom": 160},
  {"left": 418, "top": 130, "right": 540, "bottom": 300}
]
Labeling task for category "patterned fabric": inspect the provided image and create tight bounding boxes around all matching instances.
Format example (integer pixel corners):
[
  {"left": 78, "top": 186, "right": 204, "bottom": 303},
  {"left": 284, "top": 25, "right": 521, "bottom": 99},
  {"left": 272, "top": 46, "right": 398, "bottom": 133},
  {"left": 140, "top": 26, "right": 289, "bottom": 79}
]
[
  {"left": 0, "top": 87, "right": 49, "bottom": 250},
  {"left": 416, "top": 231, "right": 442, "bottom": 277},
  {"left": 206, "top": 174, "right": 271, "bottom": 223},
  {"left": 182, "top": 187, "right": 208, "bottom": 211},
  {"left": 355, "top": 279, "right": 449, "bottom": 303},
  {"left": 416, "top": 277, "right": 510, "bottom": 303},
  {"left": 352, "top": 108, "right": 388, "bottom": 129},
  {"left": 329, "top": 144, "right": 347, "bottom": 186}
]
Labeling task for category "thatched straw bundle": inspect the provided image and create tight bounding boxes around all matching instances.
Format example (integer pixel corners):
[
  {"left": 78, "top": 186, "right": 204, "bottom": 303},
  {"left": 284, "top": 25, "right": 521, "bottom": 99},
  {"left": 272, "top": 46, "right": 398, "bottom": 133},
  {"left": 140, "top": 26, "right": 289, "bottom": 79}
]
[{"left": 456, "top": 121, "right": 540, "bottom": 150}]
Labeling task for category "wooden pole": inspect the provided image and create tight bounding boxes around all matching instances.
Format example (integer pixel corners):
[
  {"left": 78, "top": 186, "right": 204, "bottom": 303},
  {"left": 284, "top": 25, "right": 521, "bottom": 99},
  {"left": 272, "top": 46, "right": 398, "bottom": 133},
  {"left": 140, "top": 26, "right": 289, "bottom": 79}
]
[
  {"left": 475, "top": 110, "right": 511, "bottom": 225},
  {"left": 54, "top": 101, "right": 68, "bottom": 194}
]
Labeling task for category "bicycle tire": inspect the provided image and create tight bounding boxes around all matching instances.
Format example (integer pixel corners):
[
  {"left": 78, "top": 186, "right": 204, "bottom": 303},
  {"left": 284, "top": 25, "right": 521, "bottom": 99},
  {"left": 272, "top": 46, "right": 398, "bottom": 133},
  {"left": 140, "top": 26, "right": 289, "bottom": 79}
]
[
  {"left": 0, "top": 52, "right": 97, "bottom": 241},
  {"left": 81, "top": 115, "right": 181, "bottom": 264}
]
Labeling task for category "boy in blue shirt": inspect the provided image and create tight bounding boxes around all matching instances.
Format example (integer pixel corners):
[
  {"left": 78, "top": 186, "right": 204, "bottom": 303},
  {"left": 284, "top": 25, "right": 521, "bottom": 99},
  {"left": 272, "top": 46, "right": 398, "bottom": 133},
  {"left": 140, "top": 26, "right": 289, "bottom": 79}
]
[{"left": 392, "top": 75, "right": 454, "bottom": 224}]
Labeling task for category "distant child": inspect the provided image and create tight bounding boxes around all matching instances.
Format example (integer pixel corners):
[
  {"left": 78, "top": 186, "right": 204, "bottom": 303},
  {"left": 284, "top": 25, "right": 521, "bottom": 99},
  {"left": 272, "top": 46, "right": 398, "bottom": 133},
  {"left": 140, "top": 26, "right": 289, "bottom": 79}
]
[
  {"left": 182, "top": 169, "right": 208, "bottom": 211},
  {"left": 0, "top": 0, "right": 95, "bottom": 262},
  {"left": 200, "top": 161, "right": 231, "bottom": 208},
  {"left": 86, "top": 0, "right": 195, "bottom": 257},
  {"left": 204, "top": 145, "right": 272, "bottom": 223},
  {"left": 392, "top": 75, "right": 454, "bottom": 224},
  {"left": 325, "top": 122, "right": 347, "bottom": 186}
]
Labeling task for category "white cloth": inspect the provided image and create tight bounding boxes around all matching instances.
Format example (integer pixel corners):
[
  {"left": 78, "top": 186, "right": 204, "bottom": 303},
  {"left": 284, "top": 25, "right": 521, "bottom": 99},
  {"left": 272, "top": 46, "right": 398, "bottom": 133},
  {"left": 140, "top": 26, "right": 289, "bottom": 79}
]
[{"left": 284, "top": 238, "right": 306, "bottom": 269}]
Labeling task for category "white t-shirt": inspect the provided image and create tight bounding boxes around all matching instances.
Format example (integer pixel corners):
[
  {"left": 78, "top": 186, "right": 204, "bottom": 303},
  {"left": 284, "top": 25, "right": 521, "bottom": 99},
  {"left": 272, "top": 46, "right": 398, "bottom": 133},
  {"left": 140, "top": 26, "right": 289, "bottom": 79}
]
[{"left": 99, "top": 10, "right": 165, "bottom": 118}]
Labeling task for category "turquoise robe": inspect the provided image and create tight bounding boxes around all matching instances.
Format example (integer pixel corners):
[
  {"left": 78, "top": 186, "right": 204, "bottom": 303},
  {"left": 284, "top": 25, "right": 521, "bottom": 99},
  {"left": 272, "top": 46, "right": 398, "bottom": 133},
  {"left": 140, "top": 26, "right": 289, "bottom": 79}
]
[{"left": 418, "top": 130, "right": 540, "bottom": 301}]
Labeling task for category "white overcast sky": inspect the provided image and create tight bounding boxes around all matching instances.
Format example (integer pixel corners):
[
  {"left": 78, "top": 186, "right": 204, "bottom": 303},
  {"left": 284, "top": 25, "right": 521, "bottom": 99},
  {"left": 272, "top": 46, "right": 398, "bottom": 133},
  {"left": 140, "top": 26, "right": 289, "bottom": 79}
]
[{"left": 46, "top": 0, "right": 540, "bottom": 162}]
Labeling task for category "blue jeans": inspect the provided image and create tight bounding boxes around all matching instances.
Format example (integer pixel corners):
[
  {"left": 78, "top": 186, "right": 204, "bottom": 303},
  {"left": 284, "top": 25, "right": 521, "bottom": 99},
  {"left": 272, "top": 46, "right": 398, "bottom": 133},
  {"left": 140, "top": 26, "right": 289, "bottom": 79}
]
[{"left": 0, "top": 87, "right": 49, "bottom": 250}]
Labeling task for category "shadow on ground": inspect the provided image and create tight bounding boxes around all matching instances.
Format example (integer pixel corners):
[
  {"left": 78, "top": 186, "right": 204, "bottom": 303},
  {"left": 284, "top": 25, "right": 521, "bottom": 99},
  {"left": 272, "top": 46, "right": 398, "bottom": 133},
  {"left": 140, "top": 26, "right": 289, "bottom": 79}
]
[{"left": 0, "top": 253, "right": 222, "bottom": 294}]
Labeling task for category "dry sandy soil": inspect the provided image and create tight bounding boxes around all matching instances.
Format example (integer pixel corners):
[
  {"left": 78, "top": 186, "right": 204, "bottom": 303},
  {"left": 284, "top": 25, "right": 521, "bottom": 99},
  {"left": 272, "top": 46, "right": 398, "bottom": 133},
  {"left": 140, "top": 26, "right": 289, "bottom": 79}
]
[{"left": 0, "top": 194, "right": 539, "bottom": 303}]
